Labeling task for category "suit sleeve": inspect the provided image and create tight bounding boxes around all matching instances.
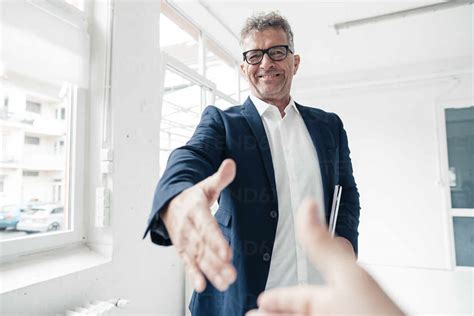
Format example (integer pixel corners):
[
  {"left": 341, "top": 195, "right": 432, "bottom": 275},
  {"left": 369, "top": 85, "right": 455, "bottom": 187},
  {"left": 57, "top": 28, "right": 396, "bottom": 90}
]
[
  {"left": 143, "top": 106, "right": 226, "bottom": 246},
  {"left": 334, "top": 114, "right": 361, "bottom": 254}
]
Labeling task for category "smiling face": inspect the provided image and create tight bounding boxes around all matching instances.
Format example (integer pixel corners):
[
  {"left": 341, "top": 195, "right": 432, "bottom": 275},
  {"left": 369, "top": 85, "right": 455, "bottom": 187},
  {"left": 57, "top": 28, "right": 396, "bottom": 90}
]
[{"left": 240, "top": 27, "right": 300, "bottom": 108}]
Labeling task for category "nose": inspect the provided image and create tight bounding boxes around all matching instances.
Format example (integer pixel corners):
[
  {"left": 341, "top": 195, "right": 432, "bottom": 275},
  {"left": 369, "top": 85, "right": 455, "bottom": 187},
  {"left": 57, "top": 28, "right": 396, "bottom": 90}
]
[{"left": 259, "top": 53, "right": 275, "bottom": 69}]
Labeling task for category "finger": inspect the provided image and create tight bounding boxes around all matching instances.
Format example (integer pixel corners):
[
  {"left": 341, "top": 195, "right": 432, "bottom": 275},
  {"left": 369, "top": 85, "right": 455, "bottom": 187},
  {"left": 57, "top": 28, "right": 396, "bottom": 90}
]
[
  {"left": 198, "top": 159, "right": 236, "bottom": 204},
  {"left": 203, "top": 218, "right": 233, "bottom": 261},
  {"left": 181, "top": 224, "right": 204, "bottom": 263},
  {"left": 182, "top": 213, "right": 236, "bottom": 290},
  {"left": 198, "top": 243, "right": 237, "bottom": 291},
  {"left": 296, "top": 199, "right": 355, "bottom": 284},
  {"left": 246, "top": 310, "right": 297, "bottom": 316},
  {"left": 245, "top": 310, "right": 281, "bottom": 316},
  {"left": 174, "top": 218, "right": 208, "bottom": 292},
  {"left": 181, "top": 251, "right": 207, "bottom": 292},
  {"left": 257, "top": 285, "right": 316, "bottom": 314},
  {"left": 192, "top": 208, "right": 232, "bottom": 261},
  {"left": 197, "top": 216, "right": 236, "bottom": 290}
]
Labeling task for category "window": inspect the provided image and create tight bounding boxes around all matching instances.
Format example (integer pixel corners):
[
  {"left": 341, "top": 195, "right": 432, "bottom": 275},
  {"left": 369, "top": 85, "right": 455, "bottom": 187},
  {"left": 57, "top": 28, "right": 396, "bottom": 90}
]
[
  {"left": 56, "top": 108, "right": 66, "bottom": 120},
  {"left": 24, "top": 136, "right": 40, "bottom": 145},
  {"left": 159, "top": 65, "right": 209, "bottom": 177},
  {"left": 453, "top": 217, "right": 474, "bottom": 267},
  {"left": 1, "top": 83, "right": 74, "bottom": 242},
  {"left": 23, "top": 171, "right": 40, "bottom": 177},
  {"left": 52, "top": 207, "right": 64, "bottom": 214},
  {"left": 444, "top": 105, "right": 474, "bottom": 267},
  {"left": 0, "top": 176, "right": 4, "bottom": 193},
  {"left": 53, "top": 183, "right": 63, "bottom": 202},
  {"left": 158, "top": 2, "right": 243, "bottom": 309},
  {"left": 158, "top": 2, "right": 241, "bottom": 177},
  {"left": 160, "top": 7, "right": 199, "bottom": 71},
  {"left": 0, "top": 0, "right": 91, "bottom": 253},
  {"left": 205, "top": 40, "right": 239, "bottom": 99},
  {"left": 0, "top": 0, "right": 89, "bottom": 280},
  {"left": 54, "top": 140, "right": 65, "bottom": 154},
  {"left": 446, "top": 106, "right": 474, "bottom": 209},
  {"left": 26, "top": 100, "right": 41, "bottom": 114}
]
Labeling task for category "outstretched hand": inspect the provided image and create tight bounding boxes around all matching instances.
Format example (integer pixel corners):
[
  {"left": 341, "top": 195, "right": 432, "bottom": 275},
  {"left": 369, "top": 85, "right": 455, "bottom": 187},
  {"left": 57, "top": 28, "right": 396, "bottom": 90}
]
[
  {"left": 161, "top": 159, "right": 237, "bottom": 292},
  {"left": 247, "top": 199, "right": 404, "bottom": 316}
]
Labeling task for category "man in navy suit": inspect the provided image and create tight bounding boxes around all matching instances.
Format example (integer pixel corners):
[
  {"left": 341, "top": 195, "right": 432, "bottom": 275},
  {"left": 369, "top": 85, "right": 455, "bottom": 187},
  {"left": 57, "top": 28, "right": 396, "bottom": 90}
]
[{"left": 144, "top": 11, "right": 360, "bottom": 316}]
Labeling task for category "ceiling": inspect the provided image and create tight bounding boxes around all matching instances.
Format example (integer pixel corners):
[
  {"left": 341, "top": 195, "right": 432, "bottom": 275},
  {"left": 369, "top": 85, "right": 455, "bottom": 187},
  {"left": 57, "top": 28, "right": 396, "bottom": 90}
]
[{"left": 174, "top": 1, "right": 473, "bottom": 81}]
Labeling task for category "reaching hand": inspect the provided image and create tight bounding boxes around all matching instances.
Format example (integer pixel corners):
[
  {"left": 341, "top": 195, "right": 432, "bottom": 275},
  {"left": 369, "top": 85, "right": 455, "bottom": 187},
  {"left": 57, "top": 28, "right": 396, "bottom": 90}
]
[
  {"left": 247, "top": 199, "right": 404, "bottom": 316},
  {"left": 161, "top": 159, "right": 237, "bottom": 292}
]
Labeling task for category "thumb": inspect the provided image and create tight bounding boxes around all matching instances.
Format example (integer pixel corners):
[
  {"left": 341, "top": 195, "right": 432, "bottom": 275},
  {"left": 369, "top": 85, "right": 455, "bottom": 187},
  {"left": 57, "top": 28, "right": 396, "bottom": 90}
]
[
  {"left": 198, "top": 159, "right": 236, "bottom": 204},
  {"left": 297, "top": 198, "right": 355, "bottom": 284}
]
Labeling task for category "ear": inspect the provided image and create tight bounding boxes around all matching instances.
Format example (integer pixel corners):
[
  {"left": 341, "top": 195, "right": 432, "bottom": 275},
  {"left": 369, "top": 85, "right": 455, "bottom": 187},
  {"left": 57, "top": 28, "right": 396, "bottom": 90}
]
[
  {"left": 240, "top": 63, "right": 248, "bottom": 80},
  {"left": 293, "top": 54, "right": 301, "bottom": 75}
]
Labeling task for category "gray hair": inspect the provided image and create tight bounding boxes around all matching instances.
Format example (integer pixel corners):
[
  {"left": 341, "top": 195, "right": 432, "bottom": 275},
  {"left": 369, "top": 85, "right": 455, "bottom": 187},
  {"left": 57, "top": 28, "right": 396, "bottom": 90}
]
[{"left": 240, "top": 11, "right": 295, "bottom": 51}]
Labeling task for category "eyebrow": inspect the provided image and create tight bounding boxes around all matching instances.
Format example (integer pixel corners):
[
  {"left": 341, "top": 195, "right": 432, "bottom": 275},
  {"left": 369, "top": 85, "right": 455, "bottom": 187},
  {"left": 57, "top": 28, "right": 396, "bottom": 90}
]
[{"left": 243, "top": 44, "right": 289, "bottom": 51}]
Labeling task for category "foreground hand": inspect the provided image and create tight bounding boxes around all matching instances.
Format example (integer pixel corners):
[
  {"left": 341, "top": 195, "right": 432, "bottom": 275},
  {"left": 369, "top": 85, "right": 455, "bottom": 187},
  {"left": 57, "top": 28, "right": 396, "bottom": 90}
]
[
  {"left": 247, "top": 199, "right": 404, "bottom": 316},
  {"left": 161, "top": 159, "right": 237, "bottom": 293}
]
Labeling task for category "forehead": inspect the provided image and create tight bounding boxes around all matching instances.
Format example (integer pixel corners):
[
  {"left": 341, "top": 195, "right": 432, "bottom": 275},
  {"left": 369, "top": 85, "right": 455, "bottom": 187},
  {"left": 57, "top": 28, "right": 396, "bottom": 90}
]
[{"left": 242, "top": 27, "right": 289, "bottom": 50}]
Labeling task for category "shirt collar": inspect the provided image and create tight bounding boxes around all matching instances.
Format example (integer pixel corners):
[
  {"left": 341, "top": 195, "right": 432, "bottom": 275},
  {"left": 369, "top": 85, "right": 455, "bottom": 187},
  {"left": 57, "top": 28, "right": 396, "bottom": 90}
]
[{"left": 250, "top": 94, "right": 299, "bottom": 117}]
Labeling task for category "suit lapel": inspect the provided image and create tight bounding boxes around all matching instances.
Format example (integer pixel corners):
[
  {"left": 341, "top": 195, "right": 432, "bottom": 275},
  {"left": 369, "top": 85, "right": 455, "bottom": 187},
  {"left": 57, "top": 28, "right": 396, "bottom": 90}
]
[
  {"left": 241, "top": 97, "right": 278, "bottom": 201},
  {"left": 296, "top": 103, "right": 331, "bottom": 214}
]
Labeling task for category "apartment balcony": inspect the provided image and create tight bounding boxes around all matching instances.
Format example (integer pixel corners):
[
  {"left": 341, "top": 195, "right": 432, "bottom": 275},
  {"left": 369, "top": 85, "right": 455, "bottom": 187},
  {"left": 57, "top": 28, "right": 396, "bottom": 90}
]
[
  {"left": 0, "top": 155, "right": 22, "bottom": 169},
  {"left": 0, "top": 154, "right": 64, "bottom": 171},
  {"left": 21, "top": 153, "right": 65, "bottom": 171},
  {"left": 0, "top": 110, "right": 66, "bottom": 136}
]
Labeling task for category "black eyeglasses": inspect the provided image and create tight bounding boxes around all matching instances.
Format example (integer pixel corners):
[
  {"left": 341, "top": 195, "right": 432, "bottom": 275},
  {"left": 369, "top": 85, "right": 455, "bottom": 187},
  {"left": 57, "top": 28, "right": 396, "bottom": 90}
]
[{"left": 242, "top": 45, "right": 294, "bottom": 65}]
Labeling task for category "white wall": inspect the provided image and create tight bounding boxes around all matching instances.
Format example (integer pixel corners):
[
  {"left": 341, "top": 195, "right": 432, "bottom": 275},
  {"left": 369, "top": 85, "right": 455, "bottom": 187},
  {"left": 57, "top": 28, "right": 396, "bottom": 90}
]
[
  {"left": 1, "top": 1, "right": 184, "bottom": 315},
  {"left": 296, "top": 71, "right": 472, "bottom": 268},
  {"left": 294, "top": 68, "right": 473, "bottom": 314},
  {"left": 363, "top": 263, "right": 474, "bottom": 315}
]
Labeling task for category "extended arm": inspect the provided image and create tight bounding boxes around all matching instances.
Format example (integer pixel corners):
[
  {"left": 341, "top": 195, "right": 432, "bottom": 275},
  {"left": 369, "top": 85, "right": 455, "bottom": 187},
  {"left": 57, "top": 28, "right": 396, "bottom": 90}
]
[
  {"left": 144, "top": 105, "right": 227, "bottom": 244},
  {"left": 144, "top": 106, "right": 237, "bottom": 292}
]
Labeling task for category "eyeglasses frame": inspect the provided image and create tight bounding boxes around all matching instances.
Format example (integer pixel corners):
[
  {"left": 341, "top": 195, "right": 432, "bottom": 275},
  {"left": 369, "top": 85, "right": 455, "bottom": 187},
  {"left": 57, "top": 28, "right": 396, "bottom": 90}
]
[{"left": 242, "top": 45, "right": 294, "bottom": 65}]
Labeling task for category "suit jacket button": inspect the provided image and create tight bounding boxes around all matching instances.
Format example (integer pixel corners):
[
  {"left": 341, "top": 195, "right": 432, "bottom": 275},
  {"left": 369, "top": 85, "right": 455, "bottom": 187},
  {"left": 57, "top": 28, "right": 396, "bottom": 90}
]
[
  {"left": 270, "top": 210, "right": 277, "bottom": 219},
  {"left": 263, "top": 253, "right": 271, "bottom": 261}
]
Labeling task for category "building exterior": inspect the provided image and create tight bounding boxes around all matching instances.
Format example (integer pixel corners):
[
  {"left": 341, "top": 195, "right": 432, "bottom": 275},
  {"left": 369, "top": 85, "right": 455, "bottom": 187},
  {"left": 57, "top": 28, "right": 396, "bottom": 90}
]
[{"left": 0, "top": 84, "right": 67, "bottom": 209}]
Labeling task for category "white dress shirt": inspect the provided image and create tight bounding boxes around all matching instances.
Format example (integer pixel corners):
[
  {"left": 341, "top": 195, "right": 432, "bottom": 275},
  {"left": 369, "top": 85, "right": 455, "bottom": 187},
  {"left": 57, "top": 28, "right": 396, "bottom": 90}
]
[{"left": 250, "top": 95, "right": 326, "bottom": 289}]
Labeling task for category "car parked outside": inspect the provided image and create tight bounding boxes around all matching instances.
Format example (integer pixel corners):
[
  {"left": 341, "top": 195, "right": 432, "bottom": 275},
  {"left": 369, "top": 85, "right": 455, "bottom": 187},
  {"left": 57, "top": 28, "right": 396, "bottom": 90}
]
[
  {"left": 0, "top": 205, "right": 27, "bottom": 230},
  {"left": 16, "top": 204, "right": 65, "bottom": 233}
]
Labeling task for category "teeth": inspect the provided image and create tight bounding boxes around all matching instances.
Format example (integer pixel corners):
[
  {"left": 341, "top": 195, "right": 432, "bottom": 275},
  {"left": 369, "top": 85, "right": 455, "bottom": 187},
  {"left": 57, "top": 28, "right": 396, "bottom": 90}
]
[{"left": 258, "top": 74, "right": 280, "bottom": 78}]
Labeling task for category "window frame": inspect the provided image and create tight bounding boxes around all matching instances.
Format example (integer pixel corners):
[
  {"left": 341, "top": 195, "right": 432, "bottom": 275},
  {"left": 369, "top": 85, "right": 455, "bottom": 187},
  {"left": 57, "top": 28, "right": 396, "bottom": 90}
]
[
  {"left": 204, "top": 37, "right": 241, "bottom": 101},
  {"left": 26, "top": 0, "right": 89, "bottom": 31},
  {"left": 0, "top": 0, "right": 91, "bottom": 264},
  {"left": 437, "top": 100, "right": 474, "bottom": 270},
  {"left": 160, "top": 0, "right": 242, "bottom": 106},
  {"left": 158, "top": 4, "right": 243, "bottom": 314},
  {"left": 0, "top": 176, "right": 4, "bottom": 193},
  {"left": 0, "top": 85, "right": 86, "bottom": 264}
]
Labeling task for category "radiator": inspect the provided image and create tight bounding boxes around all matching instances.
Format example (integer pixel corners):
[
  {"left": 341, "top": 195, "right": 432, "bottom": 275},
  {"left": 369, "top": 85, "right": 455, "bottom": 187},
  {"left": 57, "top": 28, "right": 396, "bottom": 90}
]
[{"left": 63, "top": 298, "right": 129, "bottom": 315}]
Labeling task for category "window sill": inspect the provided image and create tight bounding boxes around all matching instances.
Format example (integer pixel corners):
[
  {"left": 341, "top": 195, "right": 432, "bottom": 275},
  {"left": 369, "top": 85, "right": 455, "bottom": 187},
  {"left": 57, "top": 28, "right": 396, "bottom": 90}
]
[{"left": 0, "top": 243, "right": 111, "bottom": 294}]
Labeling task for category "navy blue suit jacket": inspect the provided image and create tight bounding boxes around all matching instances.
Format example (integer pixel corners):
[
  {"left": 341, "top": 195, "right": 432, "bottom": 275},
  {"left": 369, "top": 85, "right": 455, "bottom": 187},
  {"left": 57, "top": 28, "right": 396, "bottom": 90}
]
[{"left": 144, "top": 97, "right": 360, "bottom": 316}]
